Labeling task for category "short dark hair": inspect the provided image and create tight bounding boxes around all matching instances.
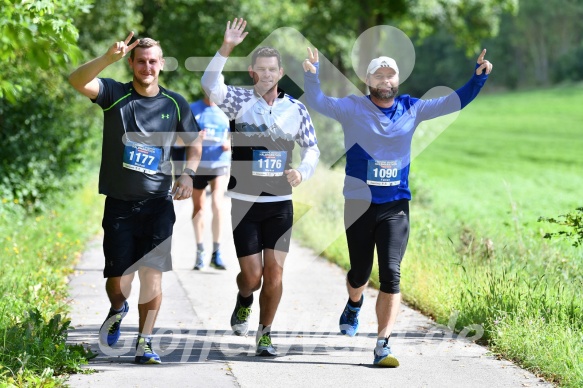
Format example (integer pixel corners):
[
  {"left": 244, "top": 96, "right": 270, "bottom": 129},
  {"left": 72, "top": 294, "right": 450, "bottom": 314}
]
[
  {"left": 130, "top": 37, "right": 163, "bottom": 60},
  {"left": 251, "top": 46, "right": 281, "bottom": 68}
]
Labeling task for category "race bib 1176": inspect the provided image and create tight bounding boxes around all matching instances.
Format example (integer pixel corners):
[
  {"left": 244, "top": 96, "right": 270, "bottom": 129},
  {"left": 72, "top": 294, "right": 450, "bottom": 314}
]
[{"left": 252, "top": 150, "right": 286, "bottom": 177}]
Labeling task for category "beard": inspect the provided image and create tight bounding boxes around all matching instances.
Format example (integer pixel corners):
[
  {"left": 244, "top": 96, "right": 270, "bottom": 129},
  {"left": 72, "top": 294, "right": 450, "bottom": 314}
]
[
  {"left": 369, "top": 85, "right": 398, "bottom": 101},
  {"left": 133, "top": 74, "right": 156, "bottom": 89}
]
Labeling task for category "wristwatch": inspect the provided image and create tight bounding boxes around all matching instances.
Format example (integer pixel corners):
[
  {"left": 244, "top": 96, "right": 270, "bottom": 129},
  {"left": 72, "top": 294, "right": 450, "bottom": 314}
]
[{"left": 183, "top": 168, "right": 196, "bottom": 182}]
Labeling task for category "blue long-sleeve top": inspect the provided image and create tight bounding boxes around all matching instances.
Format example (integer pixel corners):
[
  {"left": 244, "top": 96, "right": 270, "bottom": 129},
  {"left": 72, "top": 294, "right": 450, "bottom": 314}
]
[{"left": 303, "top": 63, "right": 488, "bottom": 204}]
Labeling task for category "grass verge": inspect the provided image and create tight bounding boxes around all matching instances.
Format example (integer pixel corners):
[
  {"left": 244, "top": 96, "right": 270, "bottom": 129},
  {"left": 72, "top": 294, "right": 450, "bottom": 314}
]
[
  {"left": 0, "top": 177, "right": 103, "bottom": 386},
  {"left": 293, "top": 84, "right": 583, "bottom": 387}
]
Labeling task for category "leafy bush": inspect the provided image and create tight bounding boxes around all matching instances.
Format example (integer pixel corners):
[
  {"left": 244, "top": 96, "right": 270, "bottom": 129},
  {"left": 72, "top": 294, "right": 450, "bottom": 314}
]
[
  {"left": 539, "top": 207, "right": 583, "bottom": 247},
  {"left": 0, "top": 81, "right": 101, "bottom": 212},
  {"left": 0, "top": 0, "right": 103, "bottom": 213},
  {"left": 0, "top": 0, "right": 90, "bottom": 102},
  {"left": 0, "top": 310, "right": 95, "bottom": 379}
]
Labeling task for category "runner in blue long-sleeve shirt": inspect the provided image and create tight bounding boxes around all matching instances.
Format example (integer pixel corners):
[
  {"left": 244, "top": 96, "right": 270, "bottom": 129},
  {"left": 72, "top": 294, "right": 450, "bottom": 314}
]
[{"left": 303, "top": 47, "right": 492, "bottom": 367}]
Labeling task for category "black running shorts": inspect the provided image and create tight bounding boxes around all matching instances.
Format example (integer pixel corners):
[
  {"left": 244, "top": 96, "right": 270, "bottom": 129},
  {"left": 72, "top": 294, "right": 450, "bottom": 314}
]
[
  {"left": 102, "top": 195, "right": 175, "bottom": 277},
  {"left": 231, "top": 199, "right": 293, "bottom": 257},
  {"left": 192, "top": 166, "right": 229, "bottom": 190}
]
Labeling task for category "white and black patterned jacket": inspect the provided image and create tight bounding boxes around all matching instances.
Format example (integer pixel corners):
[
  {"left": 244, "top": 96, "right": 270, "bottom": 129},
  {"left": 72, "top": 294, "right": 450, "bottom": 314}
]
[{"left": 202, "top": 52, "right": 320, "bottom": 201}]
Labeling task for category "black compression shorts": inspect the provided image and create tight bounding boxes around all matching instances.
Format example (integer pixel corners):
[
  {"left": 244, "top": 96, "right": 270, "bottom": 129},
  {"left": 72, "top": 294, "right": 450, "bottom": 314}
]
[
  {"left": 231, "top": 199, "right": 293, "bottom": 257},
  {"left": 344, "top": 199, "right": 410, "bottom": 294}
]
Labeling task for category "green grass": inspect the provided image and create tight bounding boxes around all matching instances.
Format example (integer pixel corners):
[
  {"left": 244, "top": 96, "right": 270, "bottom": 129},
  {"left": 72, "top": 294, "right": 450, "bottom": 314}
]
[
  {"left": 413, "top": 85, "right": 583, "bottom": 235},
  {"left": 0, "top": 178, "right": 103, "bottom": 386},
  {"left": 293, "top": 84, "right": 583, "bottom": 387}
]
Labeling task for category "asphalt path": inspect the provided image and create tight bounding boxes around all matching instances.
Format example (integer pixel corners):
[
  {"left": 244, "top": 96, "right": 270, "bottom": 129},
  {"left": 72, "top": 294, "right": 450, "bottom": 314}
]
[{"left": 67, "top": 195, "right": 550, "bottom": 387}]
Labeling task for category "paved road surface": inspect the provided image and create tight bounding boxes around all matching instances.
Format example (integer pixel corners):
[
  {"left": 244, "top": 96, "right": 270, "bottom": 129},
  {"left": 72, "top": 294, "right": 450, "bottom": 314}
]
[{"left": 67, "top": 196, "right": 549, "bottom": 387}]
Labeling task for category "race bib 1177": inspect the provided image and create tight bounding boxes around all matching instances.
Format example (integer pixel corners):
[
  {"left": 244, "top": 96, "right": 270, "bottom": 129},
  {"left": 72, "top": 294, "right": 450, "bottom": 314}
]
[{"left": 122, "top": 141, "right": 162, "bottom": 175}]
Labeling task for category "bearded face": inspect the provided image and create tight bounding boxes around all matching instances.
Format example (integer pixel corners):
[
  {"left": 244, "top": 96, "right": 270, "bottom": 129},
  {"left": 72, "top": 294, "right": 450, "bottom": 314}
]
[
  {"left": 369, "top": 85, "right": 399, "bottom": 100},
  {"left": 367, "top": 68, "right": 399, "bottom": 101}
]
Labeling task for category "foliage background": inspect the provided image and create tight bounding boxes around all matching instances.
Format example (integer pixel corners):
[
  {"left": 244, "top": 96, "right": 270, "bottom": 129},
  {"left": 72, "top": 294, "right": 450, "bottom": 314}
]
[
  {"left": 3, "top": 0, "right": 583, "bottom": 210},
  {"left": 1, "top": 0, "right": 583, "bottom": 385}
]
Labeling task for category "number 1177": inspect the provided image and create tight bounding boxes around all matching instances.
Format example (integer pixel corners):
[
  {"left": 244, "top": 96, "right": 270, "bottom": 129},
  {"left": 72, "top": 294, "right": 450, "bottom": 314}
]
[{"left": 129, "top": 151, "right": 155, "bottom": 165}]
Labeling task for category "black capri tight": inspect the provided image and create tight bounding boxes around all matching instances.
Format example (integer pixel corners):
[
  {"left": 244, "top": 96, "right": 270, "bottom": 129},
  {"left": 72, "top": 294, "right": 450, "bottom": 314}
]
[{"left": 344, "top": 199, "right": 410, "bottom": 294}]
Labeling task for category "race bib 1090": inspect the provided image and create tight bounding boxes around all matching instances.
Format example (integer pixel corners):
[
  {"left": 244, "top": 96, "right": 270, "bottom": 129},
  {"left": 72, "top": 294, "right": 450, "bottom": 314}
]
[{"left": 366, "top": 159, "right": 401, "bottom": 186}]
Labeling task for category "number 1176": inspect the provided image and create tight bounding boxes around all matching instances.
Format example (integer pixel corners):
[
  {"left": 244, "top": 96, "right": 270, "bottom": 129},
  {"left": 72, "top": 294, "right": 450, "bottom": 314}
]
[{"left": 258, "top": 159, "right": 282, "bottom": 169}]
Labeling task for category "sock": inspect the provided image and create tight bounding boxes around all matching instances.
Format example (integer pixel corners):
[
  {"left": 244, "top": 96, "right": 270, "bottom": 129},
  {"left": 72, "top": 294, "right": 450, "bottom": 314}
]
[
  {"left": 197, "top": 243, "right": 204, "bottom": 252},
  {"left": 213, "top": 242, "right": 220, "bottom": 253},
  {"left": 238, "top": 293, "right": 254, "bottom": 307},
  {"left": 375, "top": 336, "right": 390, "bottom": 352},
  {"left": 138, "top": 333, "right": 153, "bottom": 343},
  {"left": 379, "top": 336, "right": 389, "bottom": 345},
  {"left": 110, "top": 304, "right": 125, "bottom": 313},
  {"left": 347, "top": 295, "right": 364, "bottom": 308}
]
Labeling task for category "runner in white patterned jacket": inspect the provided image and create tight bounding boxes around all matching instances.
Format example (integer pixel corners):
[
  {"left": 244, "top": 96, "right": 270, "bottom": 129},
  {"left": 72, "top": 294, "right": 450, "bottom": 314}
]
[{"left": 201, "top": 18, "right": 320, "bottom": 357}]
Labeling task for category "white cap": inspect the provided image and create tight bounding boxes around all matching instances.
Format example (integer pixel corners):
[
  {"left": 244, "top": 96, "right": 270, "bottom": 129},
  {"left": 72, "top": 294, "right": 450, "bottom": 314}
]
[{"left": 367, "top": 56, "right": 399, "bottom": 75}]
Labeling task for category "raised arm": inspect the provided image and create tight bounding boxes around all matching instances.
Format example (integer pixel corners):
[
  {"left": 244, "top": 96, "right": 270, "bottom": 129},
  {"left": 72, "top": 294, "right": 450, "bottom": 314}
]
[
  {"left": 201, "top": 18, "right": 248, "bottom": 107},
  {"left": 218, "top": 18, "right": 248, "bottom": 58},
  {"left": 416, "top": 49, "right": 493, "bottom": 120},
  {"left": 455, "top": 48, "right": 493, "bottom": 108},
  {"left": 302, "top": 47, "right": 344, "bottom": 121},
  {"left": 68, "top": 32, "right": 139, "bottom": 99}
]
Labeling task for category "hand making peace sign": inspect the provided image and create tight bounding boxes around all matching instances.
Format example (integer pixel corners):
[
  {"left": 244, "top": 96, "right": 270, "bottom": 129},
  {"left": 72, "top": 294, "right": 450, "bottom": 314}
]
[
  {"left": 303, "top": 47, "right": 319, "bottom": 74},
  {"left": 476, "top": 49, "right": 493, "bottom": 75},
  {"left": 106, "top": 31, "right": 140, "bottom": 63}
]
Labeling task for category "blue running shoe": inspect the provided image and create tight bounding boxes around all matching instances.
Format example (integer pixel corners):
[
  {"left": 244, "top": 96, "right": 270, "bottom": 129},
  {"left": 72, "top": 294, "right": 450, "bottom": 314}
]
[
  {"left": 135, "top": 336, "right": 162, "bottom": 364},
  {"left": 373, "top": 339, "right": 399, "bottom": 367},
  {"left": 193, "top": 249, "right": 205, "bottom": 270},
  {"left": 99, "top": 301, "right": 129, "bottom": 346},
  {"left": 339, "top": 299, "right": 362, "bottom": 337},
  {"left": 210, "top": 250, "right": 226, "bottom": 270},
  {"left": 211, "top": 251, "right": 227, "bottom": 269}
]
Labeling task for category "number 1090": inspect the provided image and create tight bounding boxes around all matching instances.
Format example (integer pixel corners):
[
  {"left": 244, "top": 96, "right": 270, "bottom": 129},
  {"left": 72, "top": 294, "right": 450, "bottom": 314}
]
[{"left": 373, "top": 168, "right": 398, "bottom": 179}]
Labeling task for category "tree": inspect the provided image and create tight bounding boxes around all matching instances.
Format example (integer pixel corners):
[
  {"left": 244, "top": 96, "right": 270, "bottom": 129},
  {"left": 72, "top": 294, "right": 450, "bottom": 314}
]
[
  {"left": 0, "top": 0, "right": 104, "bottom": 211},
  {"left": 0, "top": 0, "right": 90, "bottom": 102},
  {"left": 512, "top": 0, "right": 583, "bottom": 85},
  {"left": 301, "top": 0, "right": 517, "bottom": 84},
  {"left": 74, "top": 0, "right": 143, "bottom": 57}
]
